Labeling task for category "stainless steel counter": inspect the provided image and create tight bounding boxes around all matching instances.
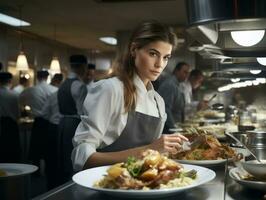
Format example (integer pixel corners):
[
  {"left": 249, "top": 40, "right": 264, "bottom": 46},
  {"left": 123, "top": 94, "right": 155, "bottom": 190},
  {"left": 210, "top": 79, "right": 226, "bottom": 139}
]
[{"left": 32, "top": 165, "right": 266, "bottom": 200}]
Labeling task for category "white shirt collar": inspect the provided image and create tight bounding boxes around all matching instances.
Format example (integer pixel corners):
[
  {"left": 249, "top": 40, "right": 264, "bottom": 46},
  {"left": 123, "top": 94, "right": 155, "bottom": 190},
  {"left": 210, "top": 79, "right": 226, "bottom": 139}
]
[{"left": 133, "top": 74, "right": 154, "bottom": 94}]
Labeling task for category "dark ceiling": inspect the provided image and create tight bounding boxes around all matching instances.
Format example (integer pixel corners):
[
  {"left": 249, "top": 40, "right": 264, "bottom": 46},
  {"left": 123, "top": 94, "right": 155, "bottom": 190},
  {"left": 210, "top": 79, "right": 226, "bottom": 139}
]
[{"left": 0, "top": 0, "right": 187, "bottom": 52}]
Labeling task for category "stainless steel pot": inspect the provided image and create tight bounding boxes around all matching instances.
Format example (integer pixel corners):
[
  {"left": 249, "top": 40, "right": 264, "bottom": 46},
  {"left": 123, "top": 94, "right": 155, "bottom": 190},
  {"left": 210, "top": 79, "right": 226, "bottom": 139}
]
[
  {"left": 226, "top": 132, "right": 248, "bottom": 147},
  {"left": 248, "top": 146, "right": 266, "bottom": 160},
  {"left": 247, "top": 131, "right": 266, "bottom": 147},
  {"left": 246, "top": 131, "right": 266, "bottom": 160},
  {"left": 0, "top": 164, "right": 37, "bottom": 200}
]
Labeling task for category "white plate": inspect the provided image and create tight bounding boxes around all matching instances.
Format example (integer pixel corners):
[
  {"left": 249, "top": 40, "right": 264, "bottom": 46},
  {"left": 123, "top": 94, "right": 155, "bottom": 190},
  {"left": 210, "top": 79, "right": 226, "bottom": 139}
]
[
  {"left": 229, "top": 167, "right": 266, "bottom": 191},
  {"left": 174, "top": 159, "right": 228, "bottom": 166},
  {"left": 72, "top": 164, "right": 216, "bottom": 198},
  {"left": 0, "top": 163, "right": 38, "bottom": 178},
  {"left": 168, "top": 128, "right": 183, "bottom": 133},
  {"left": 202, "top": 118, "right": 225, "bottom": 124}
]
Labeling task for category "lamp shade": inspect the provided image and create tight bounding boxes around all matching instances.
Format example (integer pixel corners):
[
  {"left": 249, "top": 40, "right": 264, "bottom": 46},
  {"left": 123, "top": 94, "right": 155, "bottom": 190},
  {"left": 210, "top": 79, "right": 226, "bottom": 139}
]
[
  {"left": 250, "top": 70, "right": 262, "bottom": 74},
  {"left": 16, "top": 51, "right": 29, "bottom": 71},
  {"left": 257, "top": 57, "right": 266, "bottom": 66},
  {"left": 231, "top": 30, "right": 265, "bottom": 47},
  {"left": 50, "top": 57, "right": 61, "bottom": 74}
]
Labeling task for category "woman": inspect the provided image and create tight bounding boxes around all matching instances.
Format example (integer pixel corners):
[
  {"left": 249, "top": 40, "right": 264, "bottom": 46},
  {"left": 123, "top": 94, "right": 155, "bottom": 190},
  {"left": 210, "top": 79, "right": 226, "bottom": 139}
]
[{"left": 72, "top": 20, "right": 188, "bottom": 171}]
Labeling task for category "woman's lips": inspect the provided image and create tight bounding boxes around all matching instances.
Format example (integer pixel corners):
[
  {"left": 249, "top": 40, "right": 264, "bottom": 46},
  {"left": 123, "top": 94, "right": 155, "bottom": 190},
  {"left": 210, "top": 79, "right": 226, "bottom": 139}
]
[{"left": 150, "top": 70, "right": 160, "bottom": 75}]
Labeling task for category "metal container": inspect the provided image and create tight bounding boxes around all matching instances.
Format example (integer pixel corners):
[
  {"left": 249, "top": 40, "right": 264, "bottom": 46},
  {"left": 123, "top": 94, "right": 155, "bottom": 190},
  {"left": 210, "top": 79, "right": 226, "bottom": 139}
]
[
  {"left": 226, "top": 132, "right": 247, "bottom": 147},
  {"left": 246, "top": 131, "right": 266, "bottom": 160},
  {"left": 0, "top": 164, "right": 37, "bottom": 200},
  {"left": 247, "top": 131, "right": 266, "bottom": 147},
  {"left": 249, "top": 146, "right": 266, "bottom": 160}
]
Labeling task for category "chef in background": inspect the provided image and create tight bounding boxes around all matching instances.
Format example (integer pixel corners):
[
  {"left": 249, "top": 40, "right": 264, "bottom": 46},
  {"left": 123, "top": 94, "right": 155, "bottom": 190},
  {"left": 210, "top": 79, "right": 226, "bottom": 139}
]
[
  {"left": 158, "top": 62, "right": 190, "bottom": 132},
  {"left": 181, "top": 69, "right": 208, "bottom": 119},
  {"left": 20, "top": 69, "right": 57, "bottom": 169},
  {"left": 0, "top": 72, "right": 21, "bottom": 162},
  {"left": 57, "top": 55, "right": 88, "bottom": 183}
]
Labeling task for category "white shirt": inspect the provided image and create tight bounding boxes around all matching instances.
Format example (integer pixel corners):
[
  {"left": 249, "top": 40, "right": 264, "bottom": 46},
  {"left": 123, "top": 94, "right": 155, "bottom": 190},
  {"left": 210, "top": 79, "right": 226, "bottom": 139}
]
[
  {"left": 13, "top": 84, "right": 25, "bottom": 94},
  {"left": 42, "top": 91, "right": 61, "bottom": 125},
  {"left": 180, "top": 80, "right": 198, "bottom": 119},
  {"left": 19, "top": 81, "right": 57, "bottom": 117},
  {"left": 72, "top": 75, "right": 166, "bottom": 171},
  {"left": 0, "top": 86, "right": 20, "bottom": 121}
]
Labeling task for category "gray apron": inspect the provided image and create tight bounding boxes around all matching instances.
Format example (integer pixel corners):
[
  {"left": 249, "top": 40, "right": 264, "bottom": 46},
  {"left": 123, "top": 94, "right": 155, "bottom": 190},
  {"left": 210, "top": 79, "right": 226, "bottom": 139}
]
[{"left": 99, "top": 97, "right": 164, "bottom": 152}]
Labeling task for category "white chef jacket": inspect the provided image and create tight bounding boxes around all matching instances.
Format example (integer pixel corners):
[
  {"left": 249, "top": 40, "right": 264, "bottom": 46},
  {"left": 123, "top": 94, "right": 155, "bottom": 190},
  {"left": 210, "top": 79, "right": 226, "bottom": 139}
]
[
  {"left": 72, "top": 75, "right": 166, "bottom": 171},
  {"left": 0, "top": 86, "right": 20, "bottom": 121},
  {"left": 13, "top": 84, "right": 25, "bottom": 94},
  {"left": 19, "top": 81, "right": 57, "bottom": 117},
  {"left": 41, "top": 91, "right": 61, "bottom": 125},
  {"left": 180, "top": 80, "right": 199, "bottom": 119}
]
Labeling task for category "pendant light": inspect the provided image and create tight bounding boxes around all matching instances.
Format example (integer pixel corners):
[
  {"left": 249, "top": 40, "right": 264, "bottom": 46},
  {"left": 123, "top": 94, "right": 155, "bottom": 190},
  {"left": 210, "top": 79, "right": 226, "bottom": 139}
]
[
  {"left": 16, "top": 5, "right": 29, "bottom": 71},
  {"left": 257, "top": 57, "right": 266, "bottom": 66},
  {"left": 50, "top": 24, "right": 61, "bottom": 74},
  {"left": 231, "top": 30, "right": 265, "bottom": 47}
]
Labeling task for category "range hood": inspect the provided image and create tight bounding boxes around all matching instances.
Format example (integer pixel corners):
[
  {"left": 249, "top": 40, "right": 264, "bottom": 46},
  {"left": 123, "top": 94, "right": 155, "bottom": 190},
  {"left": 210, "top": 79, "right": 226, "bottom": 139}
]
[{"left": 185, "top": 0, "right": 266, "bottom": 79}]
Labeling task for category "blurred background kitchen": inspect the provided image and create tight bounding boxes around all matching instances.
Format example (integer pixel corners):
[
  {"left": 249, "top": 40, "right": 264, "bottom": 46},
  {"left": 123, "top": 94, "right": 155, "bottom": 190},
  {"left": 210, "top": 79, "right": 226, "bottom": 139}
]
[{"left": 1, "top": 0, "right": 266, "bottom": 199}]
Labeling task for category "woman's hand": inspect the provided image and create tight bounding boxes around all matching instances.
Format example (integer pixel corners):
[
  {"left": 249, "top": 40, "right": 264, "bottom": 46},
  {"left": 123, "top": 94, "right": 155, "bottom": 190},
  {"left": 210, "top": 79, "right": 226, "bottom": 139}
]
[{"left": 148, "top": 134, "right": 188, "bottom": 154}]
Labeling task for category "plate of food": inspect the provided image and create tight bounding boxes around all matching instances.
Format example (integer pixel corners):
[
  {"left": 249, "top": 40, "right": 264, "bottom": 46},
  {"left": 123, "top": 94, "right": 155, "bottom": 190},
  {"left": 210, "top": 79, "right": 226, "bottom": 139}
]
[
  {"left": 72, "top": 150, "right": 216, "bottom": 198},
  {"left": 169, "top": 133, "right": 236, "bottom": 166},
  {"left": 229, "top": 167, "right": 266, "bottom": 191}
]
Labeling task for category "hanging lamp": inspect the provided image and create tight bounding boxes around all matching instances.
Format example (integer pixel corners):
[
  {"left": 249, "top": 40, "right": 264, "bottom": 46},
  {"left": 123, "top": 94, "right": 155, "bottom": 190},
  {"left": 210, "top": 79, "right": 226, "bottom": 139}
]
[
  {"left": 50, "top": 24, "right": 61, "bottom": 74},
  {"left": 16, "top": 5, "right": 29, "bottom": 71}
]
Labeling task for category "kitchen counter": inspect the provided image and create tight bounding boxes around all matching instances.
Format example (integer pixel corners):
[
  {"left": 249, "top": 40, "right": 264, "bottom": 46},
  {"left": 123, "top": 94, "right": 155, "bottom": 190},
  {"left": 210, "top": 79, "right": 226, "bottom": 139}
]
[{"left": 32, "top": 164, "right": 265, "bottom": 200}]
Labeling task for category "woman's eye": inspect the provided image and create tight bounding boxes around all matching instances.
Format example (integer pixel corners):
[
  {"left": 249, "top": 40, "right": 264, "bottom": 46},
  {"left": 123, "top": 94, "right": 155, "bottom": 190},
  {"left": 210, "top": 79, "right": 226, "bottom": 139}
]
[
  {"left": 149, "top": 52, "right": 157, "bottom": 57},
  {"left": 164, "top": 56, "right": 170, "bottom": 61}
]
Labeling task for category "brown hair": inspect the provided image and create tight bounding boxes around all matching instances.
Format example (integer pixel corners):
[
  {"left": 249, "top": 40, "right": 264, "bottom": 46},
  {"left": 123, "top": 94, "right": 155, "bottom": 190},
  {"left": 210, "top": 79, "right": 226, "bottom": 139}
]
[{"left": 112, "top": 20, "right": 177, "bottom": 112}]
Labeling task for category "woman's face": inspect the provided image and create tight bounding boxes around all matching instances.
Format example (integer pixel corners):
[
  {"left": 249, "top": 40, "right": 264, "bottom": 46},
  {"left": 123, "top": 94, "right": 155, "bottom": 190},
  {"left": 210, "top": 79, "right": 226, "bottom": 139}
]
[{"left": 133, "top": 41, "right": 172, "bottom": 86}]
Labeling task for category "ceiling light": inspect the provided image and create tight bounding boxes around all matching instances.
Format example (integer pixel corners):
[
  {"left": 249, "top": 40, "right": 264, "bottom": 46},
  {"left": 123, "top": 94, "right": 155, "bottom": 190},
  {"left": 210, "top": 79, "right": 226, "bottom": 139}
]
[
  {"left": 250, "top": 69, "right": 262, "bottom": 74},
  {"left": 16, "top": 51, "right": 29, "bottom": 71},
  {"left": 24, "top": 73, "right": 30, "bottom": 79},
  {"left": 231, "top": 30, "right": 265, "bottom": 47},
  {"left": 99, "top": 37, "right": 117, "bottom": 45},
  {"left": 50, "top": 57, "right": 61, "bottom": 74},
  {"left": 16, "top": 6, "right": 29, "bottom": 71},
  {"left": 0, "top": 13, "right": 30, "bottom": 26},
  {"left": 257, "top": 57, "right": 266, "bottom": 66},
  {"left": 231, "top": 78, "right": 240, "bottom": 83},
  {"left": 50, "top": 25, "right": 61, "bottom": 74}
]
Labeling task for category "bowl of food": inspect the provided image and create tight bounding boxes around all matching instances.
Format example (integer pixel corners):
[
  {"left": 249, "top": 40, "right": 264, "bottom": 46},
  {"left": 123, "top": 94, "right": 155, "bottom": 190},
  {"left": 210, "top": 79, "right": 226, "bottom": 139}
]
[{"left": 241, "top": 159, "right": 266, "bottom": 180}]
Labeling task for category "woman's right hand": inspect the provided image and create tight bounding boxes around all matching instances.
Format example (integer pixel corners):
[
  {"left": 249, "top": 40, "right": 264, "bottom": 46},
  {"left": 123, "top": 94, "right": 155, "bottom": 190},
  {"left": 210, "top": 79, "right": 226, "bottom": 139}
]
[{"left": 148, "top": 134, "right": 188, "bottom": 154}]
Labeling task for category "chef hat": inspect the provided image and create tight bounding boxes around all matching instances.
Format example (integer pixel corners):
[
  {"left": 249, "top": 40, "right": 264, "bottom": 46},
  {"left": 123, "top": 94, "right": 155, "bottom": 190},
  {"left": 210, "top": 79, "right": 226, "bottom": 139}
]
[
  {"left": 69, "top": 55, "right": 87, "bottom": 65},
  {"left": 37, "top": 69, "right": 49, "bottom": 79},
  {"left": 87, "top": 63, "right": 96, "bottom": 70},
  {"left": 0, "top": 72, "right": 12, "bottom": 83}
]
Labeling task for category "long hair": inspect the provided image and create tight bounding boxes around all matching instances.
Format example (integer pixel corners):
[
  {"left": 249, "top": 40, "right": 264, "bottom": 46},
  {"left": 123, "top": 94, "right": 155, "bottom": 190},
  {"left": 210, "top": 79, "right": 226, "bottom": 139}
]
[{"left": 112, "top": 20, "right": 178, "bottom": 112}]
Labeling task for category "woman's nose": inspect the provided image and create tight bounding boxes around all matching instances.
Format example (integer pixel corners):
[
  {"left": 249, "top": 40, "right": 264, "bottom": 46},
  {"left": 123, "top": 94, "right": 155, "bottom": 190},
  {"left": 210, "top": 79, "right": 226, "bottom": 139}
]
[{"left": 155, "top": 58, "right": 164, "bottom": 68}]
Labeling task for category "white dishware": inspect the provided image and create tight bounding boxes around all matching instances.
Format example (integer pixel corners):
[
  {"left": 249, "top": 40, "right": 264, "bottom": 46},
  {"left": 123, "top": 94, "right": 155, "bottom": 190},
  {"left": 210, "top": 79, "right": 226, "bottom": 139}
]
[
  {"left": 229, "top": 167, "right": 266, "bottom": 191},
  {"left": 0, "top": 163, "right": 38, "bottom": 178},
  {"left": 72, "top": 164, "right": 216, "bottom": 198},
  {"left": 241, "top": 159, "right": 266, "bottom": 179}
]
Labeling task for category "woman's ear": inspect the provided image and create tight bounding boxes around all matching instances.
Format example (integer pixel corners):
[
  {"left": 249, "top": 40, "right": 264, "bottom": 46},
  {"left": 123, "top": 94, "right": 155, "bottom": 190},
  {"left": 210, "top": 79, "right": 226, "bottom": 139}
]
[{"left": 130, "top": 42, "right": 137, "bottom": 57}]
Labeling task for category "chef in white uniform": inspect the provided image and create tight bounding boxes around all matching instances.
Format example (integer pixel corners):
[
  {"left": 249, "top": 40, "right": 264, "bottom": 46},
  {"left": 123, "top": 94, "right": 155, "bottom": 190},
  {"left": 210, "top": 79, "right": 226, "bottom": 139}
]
[
  {"left": 72, "top": 21, "right": 188, "bottom": 171},
  {"left": 180, "top": 69, "right": 208, "bottom": 119},
  {"left": 0, "top": 72, "right": 21, "bottom": 162},
  {"left": 20, "top": 69, "right": 57, "bottom": 167}
]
